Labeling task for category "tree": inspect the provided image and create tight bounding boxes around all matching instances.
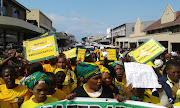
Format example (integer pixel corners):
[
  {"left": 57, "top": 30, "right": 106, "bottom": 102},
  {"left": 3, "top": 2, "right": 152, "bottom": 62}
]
[{"left": 82, "top": 37, "right": 87, "bottom": 42}]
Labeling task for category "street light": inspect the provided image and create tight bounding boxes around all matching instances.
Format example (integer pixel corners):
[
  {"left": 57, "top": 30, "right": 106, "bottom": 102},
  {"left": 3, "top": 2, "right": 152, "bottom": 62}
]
[{"left": 111, "top": 28, "right": 113, "bottom": 45}]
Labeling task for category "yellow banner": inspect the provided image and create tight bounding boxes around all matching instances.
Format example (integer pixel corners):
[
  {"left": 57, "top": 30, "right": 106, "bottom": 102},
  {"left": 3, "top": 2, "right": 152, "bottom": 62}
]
[
  {"left": 23, "top": 34, "right": 59, "bottom": 63},
  {"left": 129, "top": 38, "right": 165, "bottom": 64},
  {"left": 0, "top": 60, "right": 2, "bottom": 64},
  {"left": 99, "top": 49, "right": 117, "bottom": 61},
  {"left": 63, "top": 48, "right": 76, "bottom": 59},
  {"left": 77, "top": 48, "right": 86, "bottom": 62}
]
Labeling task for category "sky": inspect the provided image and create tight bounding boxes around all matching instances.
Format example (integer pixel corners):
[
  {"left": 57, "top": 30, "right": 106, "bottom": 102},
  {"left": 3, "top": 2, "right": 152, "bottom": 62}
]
[{"left": 17, "top": 0, "right": 180, "bottom": 42}]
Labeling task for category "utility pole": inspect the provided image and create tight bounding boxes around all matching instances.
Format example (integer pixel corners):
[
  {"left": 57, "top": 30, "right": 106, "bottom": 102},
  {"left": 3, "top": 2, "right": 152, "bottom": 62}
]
[
  {"left": 111, "top": 28, "right": 113, "bottom": 45},
  {"left": 1, "top": 0, "right": 3, "bottom": 16}
]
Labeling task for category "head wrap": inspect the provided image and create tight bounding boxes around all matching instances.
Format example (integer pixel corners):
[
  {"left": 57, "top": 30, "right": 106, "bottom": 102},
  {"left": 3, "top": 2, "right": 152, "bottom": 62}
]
[
  {"left": 85, "top": 53, "right": 90, "bottom": 57},
  {"left": 76, "top": 62, "right": 101, "bottom": 80},
  {"left": 111, "top": 61, "right": 124, "bottom": 67},
  {"left": 24, "top": 71, "right": 51, "bottom": 90},
  {"left": 54, "top": 68, "right": 66, "bottom": 74},
  {"left": 100, "top": 66, "right": 110, "bottom": 73},
  {"left": 154, "top": 59, "right": 163, "bottom": 68}
]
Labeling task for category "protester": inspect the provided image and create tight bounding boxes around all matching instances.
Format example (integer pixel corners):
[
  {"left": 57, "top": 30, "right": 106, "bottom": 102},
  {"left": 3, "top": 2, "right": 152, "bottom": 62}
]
[
  {"left": 66, "top": 62, "right": 124, "bottom": 102},
  {"left": 21, "top": 72, "right": 58, "bottom": 108},
  {"left": 159, "top": 60, "right": 180, "bottom": 104},
  {"left": 55, "top": 56, "right": 77, "bottom": 94},
  {"left": 113, "top": 62, "right": 127, "bottom": 96},
  {"left": 43, "top": 57, "right": 58, "bottom": 73},
  {"left": 0, "top": 65, "right": 32, "bottom": 108}
]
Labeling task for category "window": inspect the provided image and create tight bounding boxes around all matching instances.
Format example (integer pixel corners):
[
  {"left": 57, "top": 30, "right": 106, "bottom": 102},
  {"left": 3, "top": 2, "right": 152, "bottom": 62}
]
[
  {"left": 132, "top": 27, "right": 134, "bottom": 32},
  {"left": 12, "top": 8, "right": 19, "bottom": 18}
]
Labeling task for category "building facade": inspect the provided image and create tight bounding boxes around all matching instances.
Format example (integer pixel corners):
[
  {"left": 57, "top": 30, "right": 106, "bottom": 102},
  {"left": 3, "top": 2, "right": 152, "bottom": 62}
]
[
  {"left": 115, "top": 4, "right": 180, "bottom": 53},
  {"left": 26, "top": 9, "right": 52, "bottom": 33},
  {"left": 0, "top": 0, "right": 45, "bottom": 49}
]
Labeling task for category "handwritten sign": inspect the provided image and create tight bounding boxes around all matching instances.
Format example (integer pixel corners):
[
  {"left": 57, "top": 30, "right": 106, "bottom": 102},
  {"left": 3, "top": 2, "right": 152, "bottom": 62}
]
[
  {"left": 124, "top": 62, "right": 162, "bottom": 88},
  {"left": 23, "top": 34, "right": 59, "bottom": 63},
  {"left": 129, "top": 38, "right": 165, "bottom": 64}
]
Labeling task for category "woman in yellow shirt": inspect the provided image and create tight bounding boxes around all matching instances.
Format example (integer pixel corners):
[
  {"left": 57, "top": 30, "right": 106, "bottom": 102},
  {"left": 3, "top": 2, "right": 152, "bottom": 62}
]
[
  {"left": 21, "top": 72, "right": 58, "bottom": 108},
  {"left": 0, "top": 65, "right": 32, "bottom": 108},
  {"left": 45, "top": 72, "right": 67, "bottom": 100},
  {"left": 55, "top": 69, "right": 77, "bottom": 95}
]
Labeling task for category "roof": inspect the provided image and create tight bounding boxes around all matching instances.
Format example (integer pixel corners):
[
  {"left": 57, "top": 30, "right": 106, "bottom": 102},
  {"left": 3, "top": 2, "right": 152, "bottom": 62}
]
[
  {"left": 144, "top": 11, "right": 180, "bottom": 32},
  {"left": 12, "top": 0, "right": 30, "bottom": 12}
]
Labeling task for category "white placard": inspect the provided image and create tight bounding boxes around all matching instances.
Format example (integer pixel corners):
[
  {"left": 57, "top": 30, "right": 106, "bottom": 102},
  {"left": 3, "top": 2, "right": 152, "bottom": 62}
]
[{"left": 124, "top": 62, "right": 162, "bottom": 88}]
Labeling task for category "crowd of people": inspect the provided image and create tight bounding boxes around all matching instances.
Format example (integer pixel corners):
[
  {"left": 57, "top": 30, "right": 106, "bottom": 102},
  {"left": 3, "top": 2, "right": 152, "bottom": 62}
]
[{"left": 0, "top": 46, "right": 180, "bottom": 108}]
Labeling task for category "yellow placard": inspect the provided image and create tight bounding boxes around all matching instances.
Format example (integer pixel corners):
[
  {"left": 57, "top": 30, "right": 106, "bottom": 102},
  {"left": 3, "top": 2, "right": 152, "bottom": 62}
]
[
  {"left": 23, "top": 34, "right": 59, "bottom": 63},
  {"left": 41, "top": 32, "right": 49, "bottom": 36},
  {"left": 129, "top": 38, "right": 165, "bottom": 64},
  {"left": 63, "top": 48, "right": 76, "bottom": 59},
  {"left": 77, "top": 48, "right": 86, "bottom": 62},
  {"left": 146, "top": 61, "right": 156, "bottom": 68},
  {"left": 0, "top": 60, "right": 2, "bottom": 64},
  {"left": 99, "top": 49, "right": 117, "bottom": 61}
]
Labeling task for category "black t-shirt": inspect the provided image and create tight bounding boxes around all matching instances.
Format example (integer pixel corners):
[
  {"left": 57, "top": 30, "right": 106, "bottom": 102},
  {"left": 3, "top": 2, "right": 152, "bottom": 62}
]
[{"left": 72, "top": 85, "right": 114, "bottom": 98}]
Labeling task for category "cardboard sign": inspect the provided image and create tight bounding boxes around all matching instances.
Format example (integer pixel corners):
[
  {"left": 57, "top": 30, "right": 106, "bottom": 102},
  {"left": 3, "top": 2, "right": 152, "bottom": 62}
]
[
  {"left": 35, "top": 97, "right": 165, "bottom": 108},
  {"left": 63, "top": 48, "right": 76, "bottom": 59},
  {"left": 124, "top": 62, "right": 162, "bottom": 88},
  {"left": 23, "top": 34, "right": 59, "bottom": 63},
  {"left": 77, "top": 48, "right": 86, "bottom": 61},
  {"left": 99, "top": 49, "right": 117, "bottom": 61},
  {"left": 129, "top": 38, "right": 165, "bottom": 64}
]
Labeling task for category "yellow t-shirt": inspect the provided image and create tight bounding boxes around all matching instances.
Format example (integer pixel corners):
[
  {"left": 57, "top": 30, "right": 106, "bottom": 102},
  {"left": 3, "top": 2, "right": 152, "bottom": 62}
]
[
  {"left": 43, "top": 64, "right": 58, "bottom": 73},
  {"left": 71, "top": 65, "right": 76, "bottom": 72},
  {"left": 47, "top": 88, "right": 67, "bottom": 101},
  {"left": 20, "top": 97, "right": 58, "bottom": 108},
  {"left": 15, "top": 76, "right": 24, "bottom": 84},
  {"left": 174, "top": 102, "right": 180, "bottom": 106},
  {"left": 0, "top": 100, "right": 12, "bottom": 108},
  {"left": 0, "top": 84, "right": 32, "bottom": 108},
  {"left": 61, "top": 83, "right": 77, "bottom": 95},
  {"left": 142, "top": 89, "right": 161, "bottom": 105},
  {"left": 0, "top": 78, "right": 5, "bottom": 85}
]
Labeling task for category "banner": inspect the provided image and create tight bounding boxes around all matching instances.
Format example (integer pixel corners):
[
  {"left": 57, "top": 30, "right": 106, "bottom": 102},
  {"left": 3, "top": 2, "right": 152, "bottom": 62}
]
[
  {"left": 77, "top": 48, "right": 86, "bottom": 61},
  {"left": 129, "top": 38, "right": 165, "bottom": 64},
  {"left": 23, "top": 34, "right": 59, "bottom": 63},
  {"left": 63, "top": 48, "right": 76, "bottom": 59},
  {"left": 35, "top": 97, "right": 166, "bottom": 108},
  {"left": 99, "top": 49, "right": 117, "bottom": 61}
]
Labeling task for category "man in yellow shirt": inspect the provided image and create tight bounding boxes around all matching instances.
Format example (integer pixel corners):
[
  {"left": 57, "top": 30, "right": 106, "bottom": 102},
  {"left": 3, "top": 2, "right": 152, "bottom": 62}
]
[{"left": 43, "top": 57, "right": 58, "bottom": 73}]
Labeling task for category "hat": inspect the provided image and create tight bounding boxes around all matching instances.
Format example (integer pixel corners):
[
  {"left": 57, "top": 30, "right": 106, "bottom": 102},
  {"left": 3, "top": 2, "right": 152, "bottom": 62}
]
[
  {"left": 171, "top": 51, "right": 178, "bottom": 57},
  {"left": 165, "top": 54, "right": 171, "bottom": 58},
  {"left": 76, "top": 62, "right": 101, "bottom": 80},
  {"left": 154, "top": 59, "right": 163, "bottom": 68},
  {"left": 100, "top": 46, "right": 105, "bottom": 50},
  {"left": 24, "top": 72, "right": 51, "bottom": 90}
]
